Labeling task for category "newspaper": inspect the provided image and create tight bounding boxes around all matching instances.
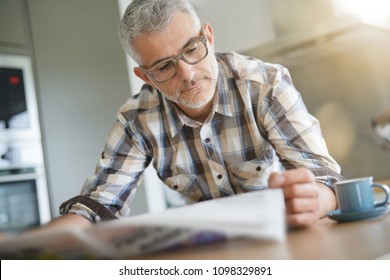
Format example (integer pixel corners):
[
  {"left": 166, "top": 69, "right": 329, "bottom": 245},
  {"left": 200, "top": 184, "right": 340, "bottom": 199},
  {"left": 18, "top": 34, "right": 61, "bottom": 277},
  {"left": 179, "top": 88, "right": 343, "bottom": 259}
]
[{"left": 0, "top": 188, "right": 285, "bottom": 259}]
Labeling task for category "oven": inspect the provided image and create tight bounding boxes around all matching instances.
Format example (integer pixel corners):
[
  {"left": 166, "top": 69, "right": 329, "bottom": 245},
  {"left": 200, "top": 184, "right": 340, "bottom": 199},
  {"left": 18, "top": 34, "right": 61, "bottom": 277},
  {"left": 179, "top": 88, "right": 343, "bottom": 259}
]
[
  {"left": 0, "top": 140, "right": 51, "bottom": 233},
  {"left": 0, "top": 168, "right": 50, "bottom": 233},
  {"left": 0, "top": 54, "right": 51, "bottom": 233}
]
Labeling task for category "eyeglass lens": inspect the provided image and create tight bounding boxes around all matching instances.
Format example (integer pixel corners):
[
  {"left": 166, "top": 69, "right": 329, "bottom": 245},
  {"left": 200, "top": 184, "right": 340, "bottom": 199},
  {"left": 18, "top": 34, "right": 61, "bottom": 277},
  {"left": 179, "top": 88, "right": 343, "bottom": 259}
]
[{"left": 150, "top": 38, "right": 207, "bottom": 82}]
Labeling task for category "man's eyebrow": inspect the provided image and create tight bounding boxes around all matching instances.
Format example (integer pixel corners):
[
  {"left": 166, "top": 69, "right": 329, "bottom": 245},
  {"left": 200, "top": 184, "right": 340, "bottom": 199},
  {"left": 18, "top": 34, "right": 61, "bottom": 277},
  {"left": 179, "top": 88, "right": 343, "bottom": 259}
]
[{"left": 149, "top": 35, "right": 199, "bottom": 67}]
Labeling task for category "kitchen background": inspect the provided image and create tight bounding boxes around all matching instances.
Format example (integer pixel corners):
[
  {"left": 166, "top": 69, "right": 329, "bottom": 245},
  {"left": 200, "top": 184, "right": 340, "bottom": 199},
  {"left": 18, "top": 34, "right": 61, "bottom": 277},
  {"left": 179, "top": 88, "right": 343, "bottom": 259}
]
[{"left": 0, "top": 0, "right": 389, "bottom": 223}]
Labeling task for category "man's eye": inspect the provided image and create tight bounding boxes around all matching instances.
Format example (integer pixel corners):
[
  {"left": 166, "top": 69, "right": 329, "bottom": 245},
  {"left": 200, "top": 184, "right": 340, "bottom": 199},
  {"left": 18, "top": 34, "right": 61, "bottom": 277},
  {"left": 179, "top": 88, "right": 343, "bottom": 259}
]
[
  {"left": 185, "top": 44, "right": 198, "bottom": 55},
  {"left": 157, "top": 61, "right": 174, "bottom": 72}
]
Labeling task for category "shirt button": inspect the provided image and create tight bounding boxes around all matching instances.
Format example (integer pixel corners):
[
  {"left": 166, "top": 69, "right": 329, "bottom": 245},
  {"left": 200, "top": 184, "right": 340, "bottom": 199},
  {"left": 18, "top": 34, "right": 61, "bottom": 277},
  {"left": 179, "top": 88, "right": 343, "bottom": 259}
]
[
  {"left": 256, "top": 166, "right": 262, "bottom": 171},
  {"left": 217, "top": 174, "right": 223, "bottom": 179}
]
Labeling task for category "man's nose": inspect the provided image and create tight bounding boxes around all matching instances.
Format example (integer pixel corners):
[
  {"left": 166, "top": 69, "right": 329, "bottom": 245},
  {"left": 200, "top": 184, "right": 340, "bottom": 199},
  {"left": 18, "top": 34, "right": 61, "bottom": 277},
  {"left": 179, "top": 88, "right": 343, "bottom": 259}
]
[{"left": 176, "top": 59, "right": 194, "bottom": 82}]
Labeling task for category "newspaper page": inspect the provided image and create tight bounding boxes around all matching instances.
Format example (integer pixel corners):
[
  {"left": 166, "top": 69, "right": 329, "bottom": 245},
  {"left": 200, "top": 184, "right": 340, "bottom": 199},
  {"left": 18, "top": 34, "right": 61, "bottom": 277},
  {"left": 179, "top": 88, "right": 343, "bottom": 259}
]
[{"left": 0, "top": 188, "right": 285, "bottom": 259}]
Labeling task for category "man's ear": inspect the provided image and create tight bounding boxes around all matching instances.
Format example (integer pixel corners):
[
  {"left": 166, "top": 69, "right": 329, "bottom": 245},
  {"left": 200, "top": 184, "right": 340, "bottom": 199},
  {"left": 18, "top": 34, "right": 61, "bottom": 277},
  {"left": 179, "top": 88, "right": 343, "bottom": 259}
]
[
  {"left": 134, "top": 67, "right": 153, "bottom": 86},
  {"left": 203, "top": 23, "right": 215, "bottom": 48}
]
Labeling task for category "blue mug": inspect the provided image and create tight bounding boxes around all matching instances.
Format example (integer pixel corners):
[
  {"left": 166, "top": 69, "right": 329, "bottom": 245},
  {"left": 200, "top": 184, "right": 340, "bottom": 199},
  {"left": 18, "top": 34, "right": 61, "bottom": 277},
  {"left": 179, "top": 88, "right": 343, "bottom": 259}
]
[{"left": 334, "top": 177, "right": 389, "bottom": 213}]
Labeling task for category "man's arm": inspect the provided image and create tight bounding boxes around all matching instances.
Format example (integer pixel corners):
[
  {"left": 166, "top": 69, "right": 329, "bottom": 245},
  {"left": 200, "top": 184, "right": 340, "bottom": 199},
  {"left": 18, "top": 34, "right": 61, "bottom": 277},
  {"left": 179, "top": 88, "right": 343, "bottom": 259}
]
[
  {"left": 44, "top": 213, "right": 93, "bottom": 229},
  {"left": 269, "top": 167, "right": 337, "bottom": 227},
  {"left": 19, "top": 214, "right": 93, "bottom": 237},
  {"left": 0, "top": 214, "right": 92, "bottom": 241}
]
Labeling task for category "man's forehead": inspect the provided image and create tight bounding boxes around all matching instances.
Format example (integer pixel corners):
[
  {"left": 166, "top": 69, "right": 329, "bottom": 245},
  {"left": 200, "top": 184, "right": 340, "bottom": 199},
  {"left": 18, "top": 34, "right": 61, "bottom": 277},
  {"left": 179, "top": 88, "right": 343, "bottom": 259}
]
[{"left": 133, "top": 12, "right": 201, "bottom": 66}]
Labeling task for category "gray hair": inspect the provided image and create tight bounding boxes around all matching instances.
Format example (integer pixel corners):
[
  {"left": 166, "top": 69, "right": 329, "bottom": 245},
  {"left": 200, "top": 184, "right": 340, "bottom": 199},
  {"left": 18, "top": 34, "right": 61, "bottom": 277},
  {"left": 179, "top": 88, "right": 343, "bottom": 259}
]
[{"left": 119, "top": 0, "right": 201, "bottom": 63}]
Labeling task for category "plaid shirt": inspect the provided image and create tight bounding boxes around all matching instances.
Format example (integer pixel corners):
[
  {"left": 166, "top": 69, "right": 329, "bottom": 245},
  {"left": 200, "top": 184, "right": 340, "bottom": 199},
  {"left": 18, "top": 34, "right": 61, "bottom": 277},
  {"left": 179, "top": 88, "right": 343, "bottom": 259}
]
[{"left": 60, "top": 52, "right": 343, "bottom": 222}]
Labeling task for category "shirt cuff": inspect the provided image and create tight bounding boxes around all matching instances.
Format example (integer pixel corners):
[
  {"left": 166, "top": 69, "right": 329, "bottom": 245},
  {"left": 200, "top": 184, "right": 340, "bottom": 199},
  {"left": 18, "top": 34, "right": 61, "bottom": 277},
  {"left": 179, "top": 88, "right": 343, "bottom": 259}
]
[
  {"left": 310, "top": 167, "right": 345, "bottom": 188},
  {"left": 59, "top": 195, "right": 118, "bottom": 223}
]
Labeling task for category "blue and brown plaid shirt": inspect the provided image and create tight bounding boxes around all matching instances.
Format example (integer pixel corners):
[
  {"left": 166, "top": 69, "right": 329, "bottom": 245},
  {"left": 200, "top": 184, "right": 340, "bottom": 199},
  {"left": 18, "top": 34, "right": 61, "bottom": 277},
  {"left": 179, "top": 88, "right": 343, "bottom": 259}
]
[{"left": 60, "top": 52, "right": 343, "bottom": 221}]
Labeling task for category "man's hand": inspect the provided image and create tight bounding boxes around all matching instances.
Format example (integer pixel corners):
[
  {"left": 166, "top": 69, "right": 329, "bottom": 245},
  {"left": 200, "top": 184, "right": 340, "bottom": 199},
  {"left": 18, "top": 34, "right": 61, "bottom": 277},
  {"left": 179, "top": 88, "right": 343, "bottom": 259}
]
[{"left": 268, "top": 167, "right": 337, "bottom": 227}]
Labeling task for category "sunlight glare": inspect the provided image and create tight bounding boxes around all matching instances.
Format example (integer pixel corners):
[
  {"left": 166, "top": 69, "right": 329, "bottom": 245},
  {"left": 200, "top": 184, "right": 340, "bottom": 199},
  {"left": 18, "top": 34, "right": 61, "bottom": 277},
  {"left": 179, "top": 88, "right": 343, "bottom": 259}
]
[{"left": 338, "top": 0, "right": 390, "bottom": 26}]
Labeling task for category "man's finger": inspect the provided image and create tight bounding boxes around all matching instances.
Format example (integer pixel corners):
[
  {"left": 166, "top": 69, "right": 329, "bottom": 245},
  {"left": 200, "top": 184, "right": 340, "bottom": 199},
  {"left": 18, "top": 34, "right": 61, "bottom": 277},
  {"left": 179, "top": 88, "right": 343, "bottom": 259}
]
[
  {"left": 283, "top": 183, "right": 320, "bottom": 199},
  {"left": 285, "top": 197, "right": 320, "bottom": 213},
  {"left": 283, "top": 167, "right": 315, "bottom": 186},
  {"left": 287, "top": 211, "right": 320, "bottom": 227},
  {"left": 268, "top": 172, "right": 285, "bottom": 188}
]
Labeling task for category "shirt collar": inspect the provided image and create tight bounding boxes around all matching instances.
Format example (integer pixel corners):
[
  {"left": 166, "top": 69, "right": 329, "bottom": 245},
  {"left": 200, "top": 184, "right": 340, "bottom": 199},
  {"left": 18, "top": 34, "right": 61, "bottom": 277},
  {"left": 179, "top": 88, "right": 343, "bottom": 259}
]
[{"left": 215, "top": 64, "right": 234, "bottom": 118}]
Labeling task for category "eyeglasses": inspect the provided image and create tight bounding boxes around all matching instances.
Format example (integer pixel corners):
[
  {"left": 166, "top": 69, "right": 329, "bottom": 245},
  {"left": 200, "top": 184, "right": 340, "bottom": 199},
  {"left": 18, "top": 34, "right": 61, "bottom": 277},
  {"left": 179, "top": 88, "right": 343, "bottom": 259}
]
[{"left": 140, "top": 29, "right": 209, "bottom": 83}]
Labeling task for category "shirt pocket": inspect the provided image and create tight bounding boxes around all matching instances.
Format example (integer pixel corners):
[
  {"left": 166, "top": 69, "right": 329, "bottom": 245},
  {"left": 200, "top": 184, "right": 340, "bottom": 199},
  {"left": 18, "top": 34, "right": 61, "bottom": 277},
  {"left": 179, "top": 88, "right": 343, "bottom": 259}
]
[
  {"left": 226, "top": 150, "right": 283, "bottom": 192},
  {"left": 162, "top": 173, "right": 202, "bottom": 202}
]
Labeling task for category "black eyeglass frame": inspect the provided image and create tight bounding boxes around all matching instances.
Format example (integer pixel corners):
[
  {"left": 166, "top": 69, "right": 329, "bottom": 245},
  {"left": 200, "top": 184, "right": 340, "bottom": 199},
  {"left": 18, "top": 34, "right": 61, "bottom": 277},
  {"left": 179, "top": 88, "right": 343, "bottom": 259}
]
[{"left": 139, "top": 29, "right": 209, "bottom": 83}]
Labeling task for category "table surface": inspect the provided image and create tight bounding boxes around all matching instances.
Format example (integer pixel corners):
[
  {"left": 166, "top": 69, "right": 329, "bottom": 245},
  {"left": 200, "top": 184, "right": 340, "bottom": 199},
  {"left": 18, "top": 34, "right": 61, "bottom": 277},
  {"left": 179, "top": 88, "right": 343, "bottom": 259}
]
[
  {"left": 139, "top": 179, "right": 390, "bottom": 260},
  {"left": 138, "top": 212, "right": 390, "bottom": 260}
]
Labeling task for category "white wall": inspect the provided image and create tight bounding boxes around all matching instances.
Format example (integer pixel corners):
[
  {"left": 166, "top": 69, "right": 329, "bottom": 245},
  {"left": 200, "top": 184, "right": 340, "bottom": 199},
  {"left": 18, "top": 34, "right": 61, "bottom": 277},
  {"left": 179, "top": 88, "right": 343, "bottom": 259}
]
[
  {"left": 189, "top": 0, "right": 275, "bottom": 52},
  {"left": 27, "top": 0, "right": 149, "bottom": 217}
]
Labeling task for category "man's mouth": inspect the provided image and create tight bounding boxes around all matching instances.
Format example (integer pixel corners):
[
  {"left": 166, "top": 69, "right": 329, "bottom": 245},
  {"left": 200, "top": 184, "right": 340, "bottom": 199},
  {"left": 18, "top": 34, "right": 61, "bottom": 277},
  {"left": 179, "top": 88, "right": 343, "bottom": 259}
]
[{"left": 180, "top": 76, "right": 207, "bottom": 95}]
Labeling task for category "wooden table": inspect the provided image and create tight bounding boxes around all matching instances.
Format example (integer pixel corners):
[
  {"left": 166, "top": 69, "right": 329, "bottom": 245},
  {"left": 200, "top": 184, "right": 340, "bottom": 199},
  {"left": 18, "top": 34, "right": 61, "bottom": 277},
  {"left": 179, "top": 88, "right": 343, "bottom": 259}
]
[
  {"left": 379, "top": 178, "right": 390, "bottom": 186},
  {"left": 139, "top": 207, "right": 390, "bottom": 260},
  {"left": 134, "top": 179, "right": 390, "bottom": 260}
]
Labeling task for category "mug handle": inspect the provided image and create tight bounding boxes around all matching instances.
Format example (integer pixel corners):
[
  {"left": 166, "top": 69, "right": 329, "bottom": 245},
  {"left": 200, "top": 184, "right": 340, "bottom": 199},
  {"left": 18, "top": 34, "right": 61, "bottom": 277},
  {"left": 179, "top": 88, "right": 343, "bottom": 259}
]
[{"left": 372, "top": 183, "right": 390, "bottom": 207}]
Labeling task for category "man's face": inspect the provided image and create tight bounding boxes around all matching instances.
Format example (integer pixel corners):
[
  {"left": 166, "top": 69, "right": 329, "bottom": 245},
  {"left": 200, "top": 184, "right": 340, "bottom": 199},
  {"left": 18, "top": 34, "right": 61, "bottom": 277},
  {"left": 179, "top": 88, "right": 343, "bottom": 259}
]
[{"left": 133, "top": 12, "right": 218, "bottom": 111}]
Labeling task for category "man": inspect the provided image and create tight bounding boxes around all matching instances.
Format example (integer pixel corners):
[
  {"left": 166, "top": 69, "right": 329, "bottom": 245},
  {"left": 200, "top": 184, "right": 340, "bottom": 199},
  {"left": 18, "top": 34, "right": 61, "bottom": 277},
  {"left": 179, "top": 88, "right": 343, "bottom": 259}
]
[{"left": 54, "top": 0, "right": 344, "bottom": 229}]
